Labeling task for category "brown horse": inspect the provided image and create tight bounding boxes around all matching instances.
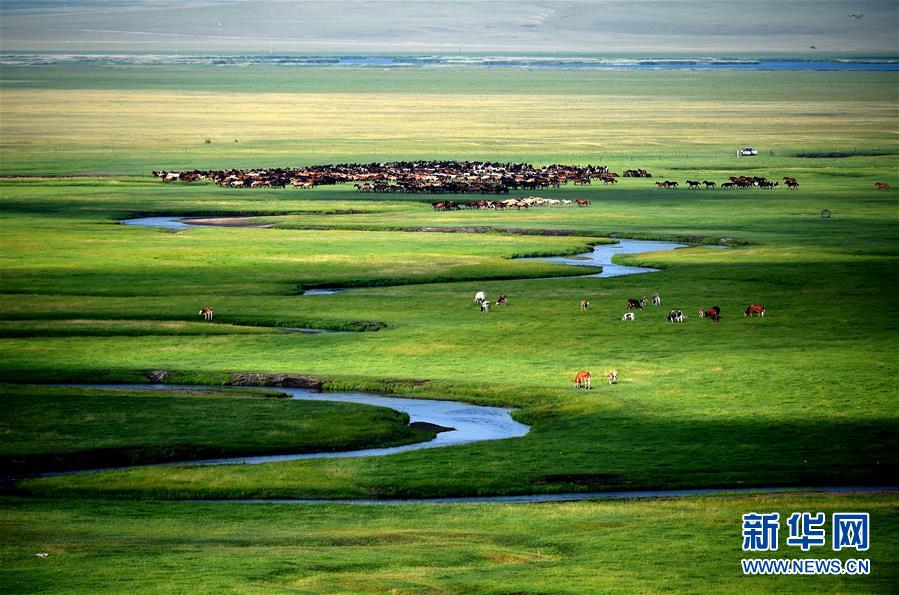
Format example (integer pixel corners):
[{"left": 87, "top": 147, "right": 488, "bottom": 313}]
[
  {"left": 744, "top": 304, "right": 765, "bottom": 317},
  {"left": 574, "top": 370, "right": 592, "bottom": 389},
  {"left": 576, "top": 198, "right": 591, "bottom": 207}
]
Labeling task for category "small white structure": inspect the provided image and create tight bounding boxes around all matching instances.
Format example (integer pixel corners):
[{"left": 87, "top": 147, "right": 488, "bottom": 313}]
[{"left": 737, "top": 147, "right": 758, "bottom": 157}]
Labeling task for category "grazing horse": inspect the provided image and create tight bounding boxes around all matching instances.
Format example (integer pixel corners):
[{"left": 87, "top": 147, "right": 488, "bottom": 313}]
[
  {"left": 655, "top": 181, "right": 667, "bottom": 189},
  {"left": 474, "top": 291, "right": 486, "bottom": 305},
  {"left": 652, "top": 292, "right": 661, "bottom": 306},
  {"left": 576, "top": 198, "right": 591, "bottom": 207},
  {"left": 607, "top": 370, "right": 618, "bottom": 385},
  {"left": 574, "top": 370, "right": 592, "bottom": 390},
  {"left": 580, "top": 299, "right": 590, "bottom": 311},
  {"left": 496, "top": 294, "right": 508, "bottom": 306},
  {"left": 626, "top": 298, "right": 643, "bottom": 310},
  {"left": 699, "top": 305, "right": 721, "bottom": 322},
  {"left": 875, "top": 182, "right": 890, "bottom": 190},
  {"left": 744, "top": 304, "right": 766, "bottom": 317},
  {"left": 199, "top": 306, "right": 214, "bottom": 321},
  {"left": 480, "top": 300, "right": 491, "bottom": 313},
  {"left": 667, "top": 309, "right": 685, "bottom": 323},
  {"left": 703, "top": 180, "right": 717, "bottom": 188},
  {"left": 686, "top": 180, "right": 701, "bottom": 189},
  {"left": 621, "top": 312, "right": 635, "bottom": 321},
  {"left": 721, "top": 182, "right": 735, "bottom": 189}
]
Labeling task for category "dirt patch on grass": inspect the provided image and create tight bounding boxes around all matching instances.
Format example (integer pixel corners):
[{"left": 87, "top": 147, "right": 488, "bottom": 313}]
[
  {"left": 189, "top": 217, "right": 275, "bottom": 227},
  {"left": 228, "top": 372, "right": 324, "bottom": 390},
  {"left": 409, "top": 421, "right": 455, "bottom": 433}
]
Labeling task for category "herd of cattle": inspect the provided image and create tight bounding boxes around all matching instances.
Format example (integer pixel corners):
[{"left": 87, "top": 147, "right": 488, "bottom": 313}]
[
  {"left": 153, "top": 161, "right": 629, "bottom": 194},
  {"left": 470, "top": 290, "right": 765, "bottom": 390}
]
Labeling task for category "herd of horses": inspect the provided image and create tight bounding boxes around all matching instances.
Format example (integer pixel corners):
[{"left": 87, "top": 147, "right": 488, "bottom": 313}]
[
  {"left": 153, "top": 161, "right": 623, "bottom": 194},
  {"left": 432, "top": 197, "right": 591, "bottom": 210},
  {"left": 656, "top": 176, "right": 799, "bottom": 190}
]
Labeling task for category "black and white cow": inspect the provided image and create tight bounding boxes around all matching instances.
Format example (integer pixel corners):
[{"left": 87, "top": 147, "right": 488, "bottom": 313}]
[{"left": 667, "top": 309, "right": 685, "bottom": 323}]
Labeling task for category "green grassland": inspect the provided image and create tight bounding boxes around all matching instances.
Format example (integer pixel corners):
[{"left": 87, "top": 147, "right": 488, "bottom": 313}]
[
  {"left": 1, "top": 65, "right": 898, "bottom": 590},
  {"left": 1, "top": 492, "right": 896, "bottom": 593},
  {"left": 0, "top": 384, "right": 435, "bottom": 474}
]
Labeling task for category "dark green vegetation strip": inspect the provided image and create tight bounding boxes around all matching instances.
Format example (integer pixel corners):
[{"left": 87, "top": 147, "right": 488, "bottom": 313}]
[
  {"left": 0, "top": 385, "right": 435, "bottom": 474},
  {"left": 1, "top": 493, "right": 896, "bottom": 593}
]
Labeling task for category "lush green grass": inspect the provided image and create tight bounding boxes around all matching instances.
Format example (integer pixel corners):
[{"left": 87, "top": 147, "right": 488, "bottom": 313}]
[
  {"left": 1, "top": 64, "right": 897, "bottom": 590},
  {"left": 1, "top": 492, "right": 896, "bottom": 593},
  {"left": 0, "top": 384, "right": 435, "bottom": 474},
  {"left": 3, "top": 170, "right": 897, "bottom": 499}
]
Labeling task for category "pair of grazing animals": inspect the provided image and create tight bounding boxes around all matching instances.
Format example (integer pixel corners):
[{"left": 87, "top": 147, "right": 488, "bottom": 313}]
[
  {"left": 574, "top": 370, "right": 618, "bottom": 390},
  {"left": 474, "top": 291, "right": 507, "bottom": 313}
]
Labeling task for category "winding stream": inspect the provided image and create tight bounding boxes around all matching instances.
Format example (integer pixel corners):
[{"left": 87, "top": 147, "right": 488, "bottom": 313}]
[
  {"left": 36, "top": 384, "right": 529, "bottom": 474},
  {"left": 120, "top": 216, "right": 704, "bottom": 283}
]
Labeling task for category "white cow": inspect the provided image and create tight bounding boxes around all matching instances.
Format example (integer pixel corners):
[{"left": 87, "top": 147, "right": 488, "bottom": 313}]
[
  {"left": 474, "top": 291, "right": 486, "bottom": 305},
  {"left": 480, "top": 300, "right": 491, "bottom": 313},
  {"left": 652, "top": 292, "right": 661, "bottom": 306},
  {"left": 621, "top": 312, "right": 635, "bottom": 321}
]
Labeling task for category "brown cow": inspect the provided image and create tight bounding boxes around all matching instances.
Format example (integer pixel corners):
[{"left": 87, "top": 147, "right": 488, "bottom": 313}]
[
  {"left": 874, "top": 182, "right": 890, "bottom": 191},
  {"left": 580, "top": 299, "right": 590, "bottom": 311},
  {"left": 496, "top": 294, "right": 508, "bottom": 306},
  {"left": 199, "top": 306, "right": 214, "bottom": 321},
  {"left": 744, "top": 304, "right": 766, "bottom": 317},
  {"left": 626, "top": 298, "right": 643, "bottom": 310},
  {"left": 699, "top": 305, "right": 721, "bottom": 322}
]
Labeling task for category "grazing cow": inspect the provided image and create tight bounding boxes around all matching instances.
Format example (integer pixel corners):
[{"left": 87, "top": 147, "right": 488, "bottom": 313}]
[
  {"left": 574, "top": 370, "right": 591, "bottom": 390},
  {"left": 199, "top": 306, "right": 214, "bottom": 321},
  {"left": 640, "top": 296, "right": 649, "bottom": 307},
  {"left": 652, "top": 292, "right": 661, "bottom": 306},
  {"left": 474, "top": 291, "right": 486, "bottom": 305},
  {"left": 698, "top": 305, "right": 721, "bottom": 322},
  {"left": 621, "top": 312, "right": 635, "bottom": 321},
  {"left": 576, "top": 198, "right": 591, "bottom": 207},
  {"left": 496, "top": 294, "right": 508, "bottom": 306},
  {"left": 626, "top": 298, "right": 643, "bottom": 310},
  {"left": 580, "top": 299, "right": 590, "bottom": 311},
  {"left": 785, "top": 179, "right": 799, "bottom": 189},
  {"left": 703, "top": 180, "right": 717, "bottom": 189},
  {"left": 480, "top": 300, "right": 491, "bottom": 313},
  {"left": 607, "top": 370, "right": 618, "bottom": 385},
  {"left": 744, "top": 304, "right": 766, "bottom": 317},
  {"left": 667, "top": 309, "right": 685, "bottom": 323},
  {"left": 874, "top": 182, "right": 890, "bottom": 190},
  {"left": 686, "top": 180, "right": 701, "bottom": 189}
]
